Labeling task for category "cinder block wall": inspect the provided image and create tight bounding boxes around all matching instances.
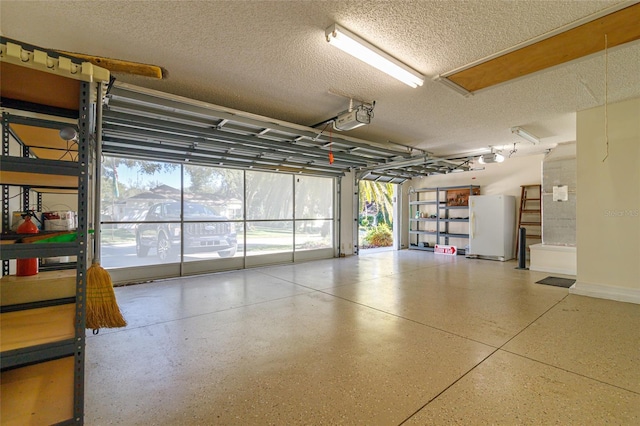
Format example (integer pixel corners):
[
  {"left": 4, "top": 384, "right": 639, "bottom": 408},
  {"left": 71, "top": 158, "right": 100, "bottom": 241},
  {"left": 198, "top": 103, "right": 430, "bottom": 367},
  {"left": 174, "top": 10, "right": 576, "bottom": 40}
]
[{"left": 542, "top": 142, "right": 576, "bottom": 246}]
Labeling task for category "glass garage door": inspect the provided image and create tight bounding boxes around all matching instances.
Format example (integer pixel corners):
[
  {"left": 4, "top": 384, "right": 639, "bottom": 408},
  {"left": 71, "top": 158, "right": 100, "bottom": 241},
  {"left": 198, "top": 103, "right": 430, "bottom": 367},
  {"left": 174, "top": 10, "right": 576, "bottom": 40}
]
[{"left": 100, "top": 157, "right": 335, "bottom": 282}]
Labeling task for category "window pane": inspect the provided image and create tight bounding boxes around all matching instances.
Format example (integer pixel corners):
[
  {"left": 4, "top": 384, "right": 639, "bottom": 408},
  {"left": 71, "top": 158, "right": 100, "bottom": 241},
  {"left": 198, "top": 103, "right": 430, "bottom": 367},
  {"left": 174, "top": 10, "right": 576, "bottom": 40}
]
[
  {"left": 295, "top": 220, "right": 332, "bottom": 251},
  {"left": 246, "top": 171, "right": 292, "bottom": 220},
  {"left": 101, "top": 157, "right": 181, "bottom": 223},
  {"left": 101, "top": 157, "right": 182, "bottom": 268},
  {"left": 101, "top": 228, "right": 180, "bottom": 268},
  {"left": 182, "top": 221, "right": 243, "bottom": 261},
  {"left": 183, "top": 165, "right": 244, "bottom": 220},
  {"left": 246, "top": 221, "right": 293, "bottom": 256},
  {"left": 100, "top": 156, "right": 336, "bottom": 270},
  {"left": 295, "top": 176, "right": 333, "bottom": 219}
]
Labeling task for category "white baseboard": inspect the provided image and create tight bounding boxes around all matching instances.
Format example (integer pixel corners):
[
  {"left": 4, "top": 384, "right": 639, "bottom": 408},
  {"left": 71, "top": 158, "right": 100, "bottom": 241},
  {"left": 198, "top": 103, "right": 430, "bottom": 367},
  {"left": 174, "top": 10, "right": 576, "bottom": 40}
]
[{"left": 571, "top": 281, "right": 640, "bottom": 305}]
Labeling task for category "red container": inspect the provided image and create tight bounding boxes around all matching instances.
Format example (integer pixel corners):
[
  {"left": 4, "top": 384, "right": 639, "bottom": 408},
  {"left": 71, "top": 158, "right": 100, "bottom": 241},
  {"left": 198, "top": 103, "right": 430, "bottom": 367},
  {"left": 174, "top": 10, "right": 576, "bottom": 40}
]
[{"left": 17, "top": 216, "right": 39, "bottom": 276}]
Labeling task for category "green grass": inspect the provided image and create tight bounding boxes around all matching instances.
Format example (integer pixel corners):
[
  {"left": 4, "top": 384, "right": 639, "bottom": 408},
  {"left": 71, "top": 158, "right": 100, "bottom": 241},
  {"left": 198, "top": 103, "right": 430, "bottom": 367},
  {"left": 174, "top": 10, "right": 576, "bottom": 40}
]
[{"left": 100, "top": 227, "right": 135, "bottom": 244}]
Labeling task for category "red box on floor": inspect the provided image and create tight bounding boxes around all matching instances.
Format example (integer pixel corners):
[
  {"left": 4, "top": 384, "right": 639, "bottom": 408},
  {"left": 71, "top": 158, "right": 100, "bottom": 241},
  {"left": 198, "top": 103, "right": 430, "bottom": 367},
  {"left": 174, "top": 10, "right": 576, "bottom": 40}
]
[{"left": 434, "top": 244, "right": 457, "bottom": 255}]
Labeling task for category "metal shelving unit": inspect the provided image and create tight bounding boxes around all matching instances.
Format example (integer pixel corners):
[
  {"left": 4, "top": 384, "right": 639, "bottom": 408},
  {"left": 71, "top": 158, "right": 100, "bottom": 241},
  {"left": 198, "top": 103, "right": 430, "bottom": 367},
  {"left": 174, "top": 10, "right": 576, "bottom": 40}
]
[
  {"left": 408, "top": 187, "right": 439, "bottom": 251},
  {"left": 409, "top": 185, "right": 480, "bottom": 254},
  {"left": 1, "top": 37, "right": 108, "bottom": 425}
]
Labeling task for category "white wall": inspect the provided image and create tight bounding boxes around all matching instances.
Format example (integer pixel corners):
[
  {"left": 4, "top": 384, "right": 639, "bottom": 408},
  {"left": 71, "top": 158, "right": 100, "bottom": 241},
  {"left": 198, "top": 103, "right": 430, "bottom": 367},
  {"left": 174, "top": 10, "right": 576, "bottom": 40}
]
[
  {"left": 41, "top": 193, "right": 78, "bottom": 213},
  {"left": 574, "top": 97, "right": 640, "bottom": 303}
]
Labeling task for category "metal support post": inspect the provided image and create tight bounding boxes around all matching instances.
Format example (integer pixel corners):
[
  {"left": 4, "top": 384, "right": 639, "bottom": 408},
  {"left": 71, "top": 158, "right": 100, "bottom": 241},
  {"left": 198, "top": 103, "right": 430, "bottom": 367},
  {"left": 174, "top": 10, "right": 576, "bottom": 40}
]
[{"left": 73, "top": 80, "right": 93, "bottom": 423}]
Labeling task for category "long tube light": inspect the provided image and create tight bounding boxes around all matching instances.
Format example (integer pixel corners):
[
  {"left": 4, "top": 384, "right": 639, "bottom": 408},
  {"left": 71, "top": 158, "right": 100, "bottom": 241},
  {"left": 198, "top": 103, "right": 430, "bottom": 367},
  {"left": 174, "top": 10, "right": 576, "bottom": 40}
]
[
  {"left": 511, "top": 126, "right": 540, "bottom": 144},
  {"left": 325, "top": 23, "right": 425, "bottom": 88},
  {"left": 433, "top": 75, "right": 473, "bottom": 97}
]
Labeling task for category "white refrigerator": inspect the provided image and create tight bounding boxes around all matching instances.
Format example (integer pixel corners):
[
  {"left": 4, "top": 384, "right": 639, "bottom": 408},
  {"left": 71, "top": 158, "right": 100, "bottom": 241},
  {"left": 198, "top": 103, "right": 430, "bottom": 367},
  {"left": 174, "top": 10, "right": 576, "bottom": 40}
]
[{"left": 467, "top": 195, "right": 516, "bottom": 261}]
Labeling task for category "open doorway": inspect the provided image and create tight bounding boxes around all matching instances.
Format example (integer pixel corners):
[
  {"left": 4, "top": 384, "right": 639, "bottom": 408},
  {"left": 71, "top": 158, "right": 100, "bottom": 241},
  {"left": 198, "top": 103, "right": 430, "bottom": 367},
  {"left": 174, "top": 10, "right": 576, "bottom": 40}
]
[{"left": 358, "top": 181, "right": 396, "bottom": 253}]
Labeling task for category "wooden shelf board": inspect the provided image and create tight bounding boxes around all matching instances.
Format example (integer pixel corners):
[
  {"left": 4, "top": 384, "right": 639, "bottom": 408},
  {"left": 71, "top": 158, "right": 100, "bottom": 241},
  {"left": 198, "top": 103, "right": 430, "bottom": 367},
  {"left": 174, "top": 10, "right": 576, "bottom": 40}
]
[
  {"left": 1, "top": 303, "right": 75, "bottom": 352},
  {"left": 1, "top": 62, "right": 80, "bottom": 110},
  {"left": 0, "top": 170, "right": 77, "bottom": 188},
  {"left": 1, "top": 270, "right": 76, "bottom": 306},
  {"left": 1, "top": 356, "right": 74, "bottom": 426},
  {"left": 8, "top": 123, "right": 78, "bottom": 161},
  {"left": 9, "top": 123, "right": 74, "bottom": 151}
]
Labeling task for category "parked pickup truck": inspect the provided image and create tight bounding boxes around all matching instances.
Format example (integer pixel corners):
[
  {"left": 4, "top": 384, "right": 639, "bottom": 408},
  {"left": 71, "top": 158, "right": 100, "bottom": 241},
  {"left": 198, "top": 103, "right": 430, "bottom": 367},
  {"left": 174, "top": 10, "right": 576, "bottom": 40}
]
[{"left": 136, "top": 202, "right": 237, "bottom": 261}]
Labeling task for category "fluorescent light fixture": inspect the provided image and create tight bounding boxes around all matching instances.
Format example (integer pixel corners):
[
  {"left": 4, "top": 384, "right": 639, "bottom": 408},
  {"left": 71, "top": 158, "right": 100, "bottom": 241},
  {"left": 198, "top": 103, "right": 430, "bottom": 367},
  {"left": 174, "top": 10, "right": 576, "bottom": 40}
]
[
  {"left": 511, "top": 126, "right": 540, "bottom": 144},
  {"left": 478, "top": 153, "right": 505, "bottom": 164},
  {"left": 325, "top": 23, "right": 424, "bottom": 88},
  {"left": 433, "top": 75, "right": 473, "bottom": 97}
]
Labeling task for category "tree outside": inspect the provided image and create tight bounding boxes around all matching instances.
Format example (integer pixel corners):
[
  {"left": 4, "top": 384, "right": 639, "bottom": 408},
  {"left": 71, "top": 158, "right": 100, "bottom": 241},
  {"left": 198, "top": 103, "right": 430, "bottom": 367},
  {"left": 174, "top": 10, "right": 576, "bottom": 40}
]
[{"left": 358, "top": 180, "right": 394, "bottom": 249}]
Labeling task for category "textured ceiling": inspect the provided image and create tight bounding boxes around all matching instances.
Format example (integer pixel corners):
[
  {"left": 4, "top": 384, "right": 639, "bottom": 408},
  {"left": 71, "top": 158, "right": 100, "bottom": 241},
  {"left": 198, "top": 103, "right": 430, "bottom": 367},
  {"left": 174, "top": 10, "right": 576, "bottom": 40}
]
[{"left": 2, "top": 0, "right": 639, "bottom": 160}]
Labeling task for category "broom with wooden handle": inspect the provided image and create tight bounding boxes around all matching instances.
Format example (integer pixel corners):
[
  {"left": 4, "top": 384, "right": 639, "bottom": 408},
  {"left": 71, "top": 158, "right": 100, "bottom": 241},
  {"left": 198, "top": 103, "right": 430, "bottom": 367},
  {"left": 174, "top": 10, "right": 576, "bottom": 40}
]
[{"left": 86, "top": 81, "right": 127, "bottom": 331}]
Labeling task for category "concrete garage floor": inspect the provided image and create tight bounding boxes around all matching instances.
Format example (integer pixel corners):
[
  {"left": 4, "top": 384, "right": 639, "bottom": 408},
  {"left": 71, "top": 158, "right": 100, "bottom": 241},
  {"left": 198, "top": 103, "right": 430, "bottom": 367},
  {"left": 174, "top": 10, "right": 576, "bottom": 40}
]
[{"left": 85, "top": 251, "right": 640, "bottom": 425}]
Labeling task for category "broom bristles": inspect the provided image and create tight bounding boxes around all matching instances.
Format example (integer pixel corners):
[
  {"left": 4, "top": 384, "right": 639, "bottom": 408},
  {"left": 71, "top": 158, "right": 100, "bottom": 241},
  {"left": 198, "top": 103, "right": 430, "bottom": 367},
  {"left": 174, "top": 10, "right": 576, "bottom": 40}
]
[{"left": 86, "top": 262, "right": 127, "bottom": 329}]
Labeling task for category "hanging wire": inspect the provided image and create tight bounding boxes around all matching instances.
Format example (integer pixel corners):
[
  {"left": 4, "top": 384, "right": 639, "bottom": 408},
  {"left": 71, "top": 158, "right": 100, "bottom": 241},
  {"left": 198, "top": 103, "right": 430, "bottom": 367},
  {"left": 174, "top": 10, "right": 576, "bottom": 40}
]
[
  {"left": 312, "top": 122, "right": 332, "bottom": 142},
  {"left": 57, "top": 138, "right": 78, "bottom": 161},
  {"left": 7, "top": 190, "right": 25, "bottom": 200},
  {"left": 602, "top": 33, "right": 609, "bottom": 162},
  {"left": 42, "top": 203, "right": 75, "bottom": 211}
]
